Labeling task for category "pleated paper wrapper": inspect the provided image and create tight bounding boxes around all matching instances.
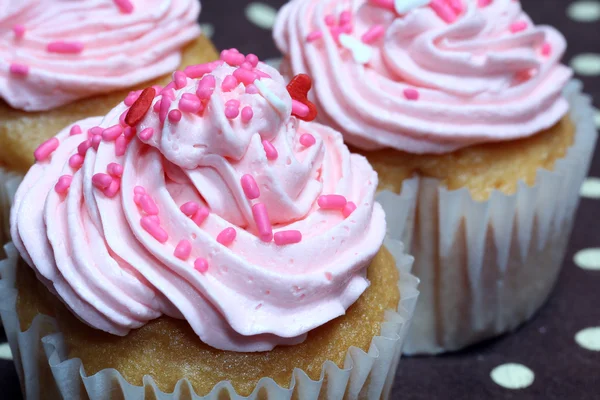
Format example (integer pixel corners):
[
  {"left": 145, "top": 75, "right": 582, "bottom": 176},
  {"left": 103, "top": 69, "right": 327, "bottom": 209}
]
[{"left": 376, "top": 80, "right": 597, "bottom": 355}]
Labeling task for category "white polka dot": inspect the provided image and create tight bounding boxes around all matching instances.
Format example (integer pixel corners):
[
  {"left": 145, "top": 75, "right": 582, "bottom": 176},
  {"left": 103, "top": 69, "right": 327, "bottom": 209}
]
[
  {"left": 594, "top": 108, "right": 600, "bottom": 129},
  {"left": 575, "top": 327, "right": 600, "bottom": 351},
  {"left": 574, "top": 248, "right": 600, "bottom": 270},
  {"left": 581, "top": 177, "right": 600, "bottom": 199},
  {"left": 567, "top": 1, "right": 600, "bottom": 22},
  {"left": 570, "top": 53, "right": 600, "bottom": 76},
  {"left": 200, "top": 23, "right": 215, "bottom": 39},
  {"left": 245, "top": 2, "right": 278, "bottom": 30},
  {"left": 490, "top": 363, "right": 535, "bottom": 390},
  {"left": 264, "top": 57, "right": 282, "bottom": 70},
  {"left": 0, "top": 343, "right": 12, "bottom": 360}
]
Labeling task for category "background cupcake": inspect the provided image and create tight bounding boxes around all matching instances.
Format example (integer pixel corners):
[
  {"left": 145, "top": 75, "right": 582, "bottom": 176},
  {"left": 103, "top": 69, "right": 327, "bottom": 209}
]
[
  {"left": 1, "top": 53, "right": 418, "bottom": 398},
  {"left": 274, "top": 0, "right": 597, "bottom": 353}
]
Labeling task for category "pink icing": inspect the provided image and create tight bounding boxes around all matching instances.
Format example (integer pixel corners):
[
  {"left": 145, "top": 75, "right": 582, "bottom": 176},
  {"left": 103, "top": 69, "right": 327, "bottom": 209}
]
[
  {"left": 11, "top": 59, "right": 386, "bottom": 352},
  {"left": 0, "top": 0, "right": 201, "bottom": 112},
  {"left": 274, "top": 0, "right": 573, "bottom": 153}
]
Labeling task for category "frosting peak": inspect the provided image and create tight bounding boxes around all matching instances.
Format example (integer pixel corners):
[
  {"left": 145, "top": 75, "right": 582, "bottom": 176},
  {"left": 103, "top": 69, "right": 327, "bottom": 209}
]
[{"left": 11, "top": 52, "right": 386, "bottom": 352}]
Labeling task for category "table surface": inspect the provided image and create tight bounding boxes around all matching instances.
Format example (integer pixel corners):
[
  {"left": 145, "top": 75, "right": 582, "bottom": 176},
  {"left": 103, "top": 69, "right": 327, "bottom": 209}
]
[{"left": 1, "top": 1, "right": 599, "bottom": 399}]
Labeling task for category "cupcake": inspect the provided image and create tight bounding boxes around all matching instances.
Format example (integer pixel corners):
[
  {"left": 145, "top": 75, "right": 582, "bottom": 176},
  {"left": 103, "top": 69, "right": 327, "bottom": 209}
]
[
  {"left": 274, "top": 0, "right": 597, "bottom": 353},
  {"left": 1, "top": 52, "right": 419, "bottom": 399}
]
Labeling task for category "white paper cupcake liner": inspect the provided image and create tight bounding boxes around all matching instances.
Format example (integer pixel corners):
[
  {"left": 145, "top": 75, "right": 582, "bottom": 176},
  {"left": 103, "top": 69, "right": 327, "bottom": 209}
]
[
  {"left": 377, "top": 80, "right": 597, "bottom": 355},
  {"left": 0, "top": 237, "right": 418, "bottom": 400}
]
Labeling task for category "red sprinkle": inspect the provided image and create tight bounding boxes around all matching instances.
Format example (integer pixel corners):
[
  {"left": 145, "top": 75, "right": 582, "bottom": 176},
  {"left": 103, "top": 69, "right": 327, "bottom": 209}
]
[
  {"left": 286, "top": 74, "right": 317, "bottom": 122},
  {"left": 217, "top": 227, "right": 236, "bottom": 246},
  {"left": 113, "top": 0, "right": 134, "bottom": 13},
  {"left": 194, "top": 258, "right": 209, "bottom": 273},
  {"left": 54, "top": 175, "right": 73, "bottom": 194},
  {"left": 141, "top": 216, "right": 168, "bottom": 243},
  {"left": 34, "top": 137, "right": 59, "bottom": 162},
  {"left": 252, "top": 203, "right": 273, "bottom": 242},
  {"left": 47, "top": 41, "right": 84, "bottom": 54},
  {"left": 342, "top": 201, "right": 357, "bottom": 218},
  {"left": 318, "top": 195, "right": 347, "bottom": 210},
  {"left": 274, "top": 230, "right": 302, "bottom": 245},
  {"left": 299, "top": 133, "right": 316, "bottom": 147},
  {"left": 9, "top": 63, "right": 29, "bottom": 77},
  {"left": 126, "top": 87, "right": 156, "bottom": 126},
  {"left": 241, "top": 174, "right": 260, "bottom": 199},
  {"left": 174, "top": 240, "right": 192, "bottom": 260}
]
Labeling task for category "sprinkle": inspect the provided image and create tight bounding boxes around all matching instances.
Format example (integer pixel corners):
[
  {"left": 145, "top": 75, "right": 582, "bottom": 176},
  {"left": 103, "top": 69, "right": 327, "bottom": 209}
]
[
  {"left": 69, "top": 154, "right": 84, "bottom": 169},
  {"left": 325, "top": 15, "right": 336, "bottom": 26},
  {"left": 286, "top": 74, "right": 317, "bottom": 122},
  {"left": 194, "top": 258, "right": 209, "bottom": 273},
  {"left": 221, "top": 49, "right": 246, "bottom": 66},
  {"left": 174, "top": 240, "right": 192, "bottom": 260},
  {"left": 541, "top": 42, "right": 552, "bottom": 57},
  {"left": 478, "top": 0, "right": 492, "bottom": 7},
  {"left": 255, "top": 69, "right": 271, "bottom": 79},
  {"left": 34, "top": 137, "right": 59, "bottom": 162},
  {"left": 119, "top": 110, "right": 127, "bottom": 127},
  {"left": 69, "top": 125, "right": 82, "bottom": 136},
  {"left": 362, "top": 25, "right": 385, "bottom": 44},
  {"left": 246, "top": 54, "right": 259, "bottom": 68},
  {"left": 404, "top": 88, "right": 420, "bottom": 100},
  {"left": 318, "top": 195, "right": 347, "bottom": 209},
  {"left": 115, "top": 136, "right": 128, "bottom": 157},
  {"left": 448, "top": 0, "right": 464, "bottom": 14},
  {"left": 159, "top": 96, "right": 172, "bottom": 123},
  {"left": 192, "top": 207, "right": 210, "bottom": 226},
  {"left": 125, "top": 87, "right": 156, "bottom": 126},
  {"left": 292, "top": 100, "right": 310, "bottom": 118},
  {"left": 241, "top": 174, "right": 260, "bottom": 200},
  {"left": 13, "top": 25, "right": 25, "bottom": 39},
  {"left": 9, "top": 63, "right": 29, "bottom": 77},
  {"left": 299, "top": 133, "right": 316, "bottom": 147},
  {"left": 510, "top": 21, "right": 527, "bottom": 33},
  {"left": 339, "top": 11, "right": 352, "bottom": 25},
  {"left": 102, "top": 124, "right": 123, "bottom": 141},
  {"left": 325, "top": 272, "right": 333, "bottom": 281},
  {"left": 114, "top": 0, "right": 134, "bottom": 13},
  {"left": 246, "top": 84, "right": 259, "bottom": 94},
  {"left": 134, "top": 194, "right": 143, "bottom": 205},
  {"left": 254, "top": 79, "right": 287, "bottom": 116},
  {"left": 54, "top": 175, "right": 73, "bottom": 194},
  {"left": 107, "top": 163, "right": 123, "bottom": 178},
  {"left": 173, "top": 71, "right": 188, "bottom": 90},
  {"left": 47, "top": 41, "right": 84, "bottom": 54},
  {"left": 197, "top": 75, "right": 216, "bottom": 99},
  {"left": 339, "top": 34, "right": 373, "bottom": 64},
  {"left": 369, "top": 0, "right": 395, "bottom": 11},
  {"left": 342, "top": 201, "right": 357, "bottom": 218},
  {"left": 141, "top": 216, "right": 168, "bottom": 243},
  {"left": 306, "top": 30, "right": 323, "bottom": 42},
  {"left": 138, "top": 195, "right": 158, "bottom": 215},
  {"left": 179, "top": 93, "right": 203, "bottom": 113},
  {"left": 274, "top": 230, "right": 302, "bottom": 245},
  {"left": 233, "top": 68, "right": 258, "bottom": 85},
  {"left": 139, "top": 127, "right": 154, "bottom": 141},
  {"left": 92, "top": 173, "right": 112, "bottom": 190},
  {"left": 91, "top": 134, "right": 102, "bottom": 150},
  {"left": 123, "top": 126, "right": 136, "bottom": 140},
  {"left": 168, "top": 109, "right": 182, "bottom": 123},
  {"left": 147, "top": 215, "right": 160, "bottom": 224},
  {"left": 184, "top": 61, "right": 222, "bottom": 79},
  {"left": 103, "top": 179, "right": 121, "bottom": 198},
  {"left": 262, "top": 140, "right": 278, "bottom": 160},
  {"left": 221, "top": 75, "right": 239, "bottom": 92},
  {"left": 124, "top": 91, "right": 141, "bottom": 106},
  {"left": 240, "top": 61, "right": 253, "bottom": 70},
  {"left": 429, "top": 0, "right": 458, "bottom": 23},
  {"left": 226, "top": 99, "right": 241, "bottom": 108},
  {"left": 225, "top": 106, "right": 239, "bottom": 119},
  {"left": 88, "top": 126, "right": 103, "bottom": 137},
  {"left": 180, "top": 201, "right": 199, "bottom": 216},
  {"left": 241, "top": 107, "right": 254, "bottom": 123},
  {"left": 217, "top": 227, "right": 236, "bottom": 246},
  {"left": 134, "top": 186, "right": 146, "bottom": 195},
  {"left": 162, "top": 85, "right": 176, "bottom": 98},
  {"left": 77, "top": 139, "right": 92, "bottom": 156},
  {"left": 153, "top": 100, "right": 162, "bottom": 113},
  {"left": 252, "top": 203, "right": 273, "bottom": 242}
]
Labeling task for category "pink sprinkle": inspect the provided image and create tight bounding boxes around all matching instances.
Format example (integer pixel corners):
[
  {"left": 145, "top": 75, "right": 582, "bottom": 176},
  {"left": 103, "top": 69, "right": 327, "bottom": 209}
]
[
  {"left": 292, "top": 100, "right": 309, "bottom": 118},
  {"left": 103, "top": 179, "right": 121, "bottom": 198},
  {"left": 134, "top": 186, "right": 146, "bottom": 195},
  {"left": 119, "top": 110, "right": 128, "bottom": 126},
  {"left": 107, "top": 162, "right": 123, "bottom": 178},
  {"left": 152, "top": 85, "right": 163, "bottom": 93},
  {"left": 168, "top": 109, "right": 182, "bottom": 123},
  {"left": 139, "top": 195, "right": 159, "bottom": 215},
  {"left": 221, "top": 75, "right": 239, "bottom": 92},
  {"left": 134, "top": 194, "right": 143, "bottom": 205},
  {"left": 92, "top": 173, "right": 112, "bottom": 190},
  {"left": 256, "top": 70, "right": 271, "bottom": 80},
  {"left": 306, "top": 30, "right": 323, "bottom": 42},
  {"left": 342, "top": 201, "right": 357, "bottom": 218},
  {"left": 221, "top": 50, "right": 246, "bottom": 66},
  {"left": 139, "top": 127, "right": 154, "bottom": 141},
  {"left": 318, "top": 194, "right": 347, "bottom": 210},
  {"left": 430, "top": 0, "right": 458, "bottom": 23},
  {"left": 404, "top": 88, "right": 420, "bottom": 101},
  {"left": 184, "top": 61, "right": 221, "bottom": 79},
  {"left": 47, "top": 41, "right": 84, "bottom": 54},
  {"left": 217, "top": 227, "right": 236, "bottom": 246},
  {"left": 179, "top": 93, "right": 202, "bottom": 113},
  {"left": 69, "top": 154, "right": 84, "bottom": 170},
  {"left": 246, "top": 84, "right": 259, "bottom": 94},
  {"left": 478, "top": 0, "right": 492, "bottom": 6},
  {"left": 510, "top": 21, "right": 527, "bottom": 33},
  {"left": 246, "top": 54, "right": 259, "bottom": 68},
  {"left": 197, "top": 75, "right": 216, "bottom": 99},
  {"left": 362, "top": 25, "right": 385, "bottom": 44},
  {"left": 180, "top": 201, "right": 199, "bottom": 216},
  {"left": 54, "top": 175, "right": 73, "bottom": 194},
  {"left": 69, "top": 125, "right": 82, "bottom": 136},
  {"left": 153, "top": 99, "right": 162, "bottom": 113},
  {"left": 174, "top": 240, "right": 192, "bottom": 260},
  {"left": 240, "top": 61, "right": 253, "bottom": 70},
  {"left": 115, "top": 136, "right": 128, "bottom": 157},
  {"left": 233, "top": 68, "right": 258, "bottom": 85},
  {"left": 368, "top": 0, "right": 395, "bottom": 11},
  {"left": 541, "top": 42, "right": 552, "bottom": 57},
  {"left": 88, "top": 126, "right": 103, "bottom": 137},
  {"left": 299, "top": 133, "right": 316, "bottom": 147},
  {"left": 173, "top": 71, "right": 187, "bottom": 90},
  {"left": 241, "top": 174, "right": 260, "bottom": 200},
  {"left": 448, "top": 0, "right": 464, "bottom": 13},
  {"left": 34, "top": 137, "right": 59, "bottom": 162},
  {"left": 102, "top": 125, "right": 123, "bottom": 141},
  {"left": 9, "top": 63, "right": 29, "bottom": 77},
  {"left": 124, "top": 90, "right": 141, "bottom": 106},
  {"left": 194, "top": 258, "right": 209, "bottom": 273},
  {"left": 123, "top": 126, "right": 136, "bottom": 140},
  {"left": 192, "top": 207, "right": 209, "bottom": 226},
  {"left": 147, "top": 215, "right": 160, "bottom": 224},
  {"left": 241, "top": 106, "right": 254, "bottom": 123},
  {"left": 274, "top": 230, "right": 302, "bottom": 245},
  {"left": 77, "top": 139, "right": 92, "bottom": 156},
  {"left": 226, "top": 99, "right": 241, "bottom": 108},
  {"left": 13, "top": 25, "right": 25, "bottom": 39},
  {"left": 159, "top": 96, "right": 172, "bottom": 123},
  {"left": 252, "top": 203, "right": 273, "bottom": 242},
  {"left": 113, "top": 0, "right": 134, "bottom": 13},
  {"left": 262, "top": 140, "right": 278, "bottom": 160},
  {"left": 140, "top": 216, "right": 168, "bottom": 243},
  {"left": 225, "top": 106, "right": 240, "bottom": 119},
  {"left": 162, "top": 87, "right": 175, "bottom": 100},
  {"left": 91, "top": 134, "right": 102, "bottom": 150},
  {"left": 325, "top": 15, "right": 336, "bottom": 26},
  {"left": 339, "top": 11, "right": 352, "bottom": 25},
  {"left": 340, "top": 23, "right": 353, "bottom": 34}
]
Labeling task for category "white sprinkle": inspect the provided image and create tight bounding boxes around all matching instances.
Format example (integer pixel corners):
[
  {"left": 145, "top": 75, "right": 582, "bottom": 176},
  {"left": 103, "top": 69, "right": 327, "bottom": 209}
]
[
  {"left": 254, "top": 79, "right": 287, "bottom": 116},
  {"left": 395, "top": 0, "right": 431, "bottom": 14},
  {"left": 339, "top": 34, "right": 373, "bottom": 65}
]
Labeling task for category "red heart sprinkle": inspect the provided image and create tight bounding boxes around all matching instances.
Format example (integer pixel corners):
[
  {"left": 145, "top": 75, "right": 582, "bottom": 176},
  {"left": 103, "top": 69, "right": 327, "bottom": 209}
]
[
  {"left": 125, "top": 87, "right": 156, "bottom": 127},
  {"left": 286, "top": 74, "right": 317, "bottom": 122}
]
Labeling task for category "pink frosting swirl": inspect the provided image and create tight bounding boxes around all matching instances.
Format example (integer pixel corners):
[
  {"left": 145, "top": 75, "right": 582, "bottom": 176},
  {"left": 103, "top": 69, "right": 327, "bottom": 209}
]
[
  {"left": 274, "top": 0, "right": 573, "bottom": 153},
  {"left": 0, "top": 0, "right": 201, "bottom": 111},
  {"left": 11, "top": 55, "right": 386, "bottom": 351}
]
